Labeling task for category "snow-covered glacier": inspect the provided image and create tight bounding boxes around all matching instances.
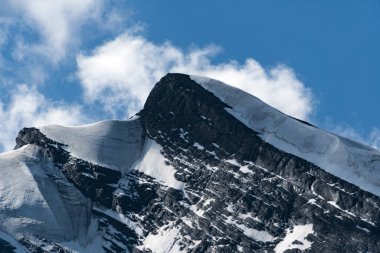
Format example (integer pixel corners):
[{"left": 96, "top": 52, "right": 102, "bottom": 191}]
[
  {"left": 39, "top": 119, "right": 145, "bottom": 174},
  {"left": 40, "top": 119, "right": 183, "bottom": 191},
  {"left": 191, "top": 75, "right": 380, "bottom": 197}
]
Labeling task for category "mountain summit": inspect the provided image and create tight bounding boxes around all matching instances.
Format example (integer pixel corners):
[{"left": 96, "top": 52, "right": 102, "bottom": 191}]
[{"left": 0, "top": 73, "right": 379, "bottom": 252}]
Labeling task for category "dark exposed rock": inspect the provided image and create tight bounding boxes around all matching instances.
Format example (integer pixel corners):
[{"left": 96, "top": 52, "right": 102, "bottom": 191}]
[
  {"left": 138, "top": 73, "right": 380, "bottom": 252},
  {"left": 0, "top": 239, "right": 18, "bottom": 253}
]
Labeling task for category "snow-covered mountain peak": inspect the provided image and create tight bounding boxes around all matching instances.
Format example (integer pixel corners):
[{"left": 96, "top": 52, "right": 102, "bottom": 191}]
[
  {"left": 0, "top": 72, "right": 379, "bottom": 252},
  {"left": 190, "top": 74, "right": 380, "bottom": 197}
]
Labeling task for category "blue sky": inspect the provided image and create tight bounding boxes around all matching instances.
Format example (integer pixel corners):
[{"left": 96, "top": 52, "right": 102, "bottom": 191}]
[{"left": 0, "top": 0, "right": 379, "bottom": 151}]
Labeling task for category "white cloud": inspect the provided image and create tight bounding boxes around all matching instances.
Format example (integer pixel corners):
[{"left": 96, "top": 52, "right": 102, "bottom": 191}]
[
  {"left": 0, "top": 17, "right": 12, "bottom": 48},
  {"left": 77, "top": 31, "right": 314, "bottom": 120},
  {"left": 0, "top": 85, "right": 85, "bottom": 151},
  {"left": 329, "top": 124, "right": 380, "bottom": 150},
  {"left": 7, "top": 0, "right": 101, "bottom": 62}
]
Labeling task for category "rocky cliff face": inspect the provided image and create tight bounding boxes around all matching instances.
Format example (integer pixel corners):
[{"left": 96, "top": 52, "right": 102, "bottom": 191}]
[{"left": 2, "top": 73, "right": 380, "bottom": 253}]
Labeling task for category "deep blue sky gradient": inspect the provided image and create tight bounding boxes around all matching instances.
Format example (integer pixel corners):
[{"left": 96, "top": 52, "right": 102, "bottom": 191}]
[{"left": 126, "top": 0, "right": 380, "bottom": 134}]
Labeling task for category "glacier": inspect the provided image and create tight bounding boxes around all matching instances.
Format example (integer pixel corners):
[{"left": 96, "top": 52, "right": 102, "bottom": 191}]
[
  {"left": 39, "top": 120, "right": 144, "bottom": 174},
  {"left": 40, "top": 119, "right": 183, "bottom": 191},
  {"left": 191, "top": 75, "right": 380, "bottom": 197}
]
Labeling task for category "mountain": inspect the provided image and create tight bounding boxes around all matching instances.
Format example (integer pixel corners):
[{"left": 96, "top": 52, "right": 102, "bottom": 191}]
[{"left": 0, "top": 73, "right": 379, "bottom": 253}]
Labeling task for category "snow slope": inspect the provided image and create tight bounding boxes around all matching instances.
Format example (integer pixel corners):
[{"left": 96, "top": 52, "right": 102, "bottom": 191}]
[
  {"left": 140, "top": 222, "right": 182, "bottom": 253},
  {"left": 39, "top": 119, "right": 144, "bottom": 174},
  {"left": 0, "top": 144, "right": 91, "bottom": 242},
  {"left": 274, "top": 224, "right": 314, "bottom": 253},
  {"left": 191, "top": 75, "right": 380, "bottom": 197},
  {"left": 40, "top": 119, "right": 183, "bottom": 190},
  {"left": 133, "top": 138, "right": 184, "bottom": 190}
]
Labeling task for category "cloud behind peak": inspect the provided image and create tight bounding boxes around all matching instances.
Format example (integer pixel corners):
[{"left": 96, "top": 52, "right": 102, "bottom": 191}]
[{"left": 77, "top": 31, "right": 314, "bottom": 120}]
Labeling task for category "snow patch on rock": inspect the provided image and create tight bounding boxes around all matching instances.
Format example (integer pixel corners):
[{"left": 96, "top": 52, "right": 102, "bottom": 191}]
[
  {"left": 274, "top": 224, "right": 314, "bottom": 253},
  {"left": 141, "top": 222, "right": 183, "bottom": 253},
  {"left": 134, "top": 138, "right": 184, "bottom": 190},
  {"left": 225, "top": 216, "right": 275, "bottom": 242}
]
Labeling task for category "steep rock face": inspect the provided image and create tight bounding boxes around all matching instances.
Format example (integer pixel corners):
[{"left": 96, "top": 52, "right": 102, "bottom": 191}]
[
  {"left": 3, "top": 73, "right": 380, "bottom": 253},
  {"left": 190, "top": 75, "right": 380, "bottom": 197},
  {"left": 14, "top": 120, "right": 180, "bottom": 252},
  {"left": 138, "top": 73, "right": 380, "bottom": 252}
]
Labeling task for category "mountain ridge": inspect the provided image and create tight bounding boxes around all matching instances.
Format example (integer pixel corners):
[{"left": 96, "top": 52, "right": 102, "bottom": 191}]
[{"left": 0, "top": 73, "right": 379, "bottom": 252}]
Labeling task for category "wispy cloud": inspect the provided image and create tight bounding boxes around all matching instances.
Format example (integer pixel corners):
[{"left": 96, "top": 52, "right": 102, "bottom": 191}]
[
  {"left": 0, "top": 85, "right": 86, "bottom": 151},
  {"left": 6, "top": 0, "right": 101, "bottom": 62},
  {"left": 329, "top": 124, "right": 380, "bottom": 150},
  {"left": 77, "top": 31, "right": 314, "bottom": 120}
]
